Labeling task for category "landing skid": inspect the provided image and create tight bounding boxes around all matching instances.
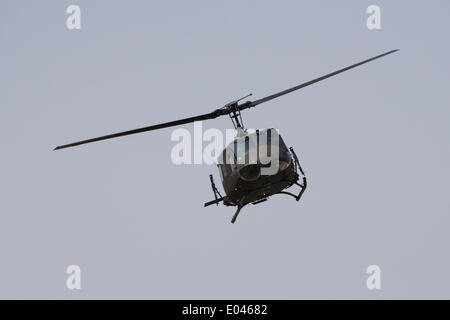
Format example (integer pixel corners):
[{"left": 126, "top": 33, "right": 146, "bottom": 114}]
[{"left": 276, "top": 176, "right": 307, "bottom": 201}]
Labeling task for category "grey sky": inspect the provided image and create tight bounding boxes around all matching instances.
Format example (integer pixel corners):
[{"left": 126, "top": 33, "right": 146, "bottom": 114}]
[{"left": 1, "top": 1, "right": 449, "bottom": 299}]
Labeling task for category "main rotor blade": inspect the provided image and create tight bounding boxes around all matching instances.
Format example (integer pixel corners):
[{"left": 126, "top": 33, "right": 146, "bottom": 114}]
[
  {"left": 55, "top": 50, "right": 398, "bottom": 151},
  {"left": 54, "top": 111, "right": 218, "bottom": 150},
  {"left": 249, "top": 49, "right": 398, "bottom": 107}
]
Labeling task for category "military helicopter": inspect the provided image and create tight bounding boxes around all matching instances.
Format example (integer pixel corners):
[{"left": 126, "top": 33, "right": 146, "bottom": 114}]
[{"left": 54, "top": 49, "right": 398, "bottom": 223}]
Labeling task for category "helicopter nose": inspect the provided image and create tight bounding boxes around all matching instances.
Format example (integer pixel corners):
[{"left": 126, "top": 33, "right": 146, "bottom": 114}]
[{"left": 238, "top": 164, "right": 261, "bottom": 181}]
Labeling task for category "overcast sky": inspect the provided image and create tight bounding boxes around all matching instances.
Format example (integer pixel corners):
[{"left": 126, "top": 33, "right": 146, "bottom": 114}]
[{"left": 1, "top": 0, "right": 449, "bottom": 299}]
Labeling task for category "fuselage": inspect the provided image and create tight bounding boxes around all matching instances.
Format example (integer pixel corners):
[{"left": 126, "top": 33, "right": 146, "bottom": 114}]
[{"left": 217, "top": 128, "right": 298, "bottom": 206}]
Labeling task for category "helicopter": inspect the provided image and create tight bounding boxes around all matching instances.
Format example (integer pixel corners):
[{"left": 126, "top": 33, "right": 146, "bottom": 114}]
[{"left": 54, "top": 49, "right": 398, "bottom": 223}]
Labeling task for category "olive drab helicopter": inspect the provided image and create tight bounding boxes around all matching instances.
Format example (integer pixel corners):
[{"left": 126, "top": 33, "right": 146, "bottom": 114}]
[{"left": 54, "top": 49, "right": 398, "bottom": 223}]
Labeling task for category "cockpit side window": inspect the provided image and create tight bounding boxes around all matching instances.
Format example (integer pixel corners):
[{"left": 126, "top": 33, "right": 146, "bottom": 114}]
[
  {"left": 260, "top": 128, "right": 288, "bottom": 151},
  {"left": 218, "top": 147, "right": 234, "bottom": 176},
  {"left": 278, "top": 133, "right": 288, "bottom": 151}
]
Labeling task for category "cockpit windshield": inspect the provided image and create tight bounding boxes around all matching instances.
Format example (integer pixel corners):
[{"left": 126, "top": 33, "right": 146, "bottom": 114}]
[
  {"left": 233, "top": 137, "right": 257, "bottom": 165},
  {"left": 217, "top": 128, "right": 289, "bottom": 179}
]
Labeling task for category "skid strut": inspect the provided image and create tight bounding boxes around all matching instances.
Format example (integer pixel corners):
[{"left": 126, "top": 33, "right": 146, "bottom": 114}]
[
  {"left": 207, "top": 174, "right": 222, "bottom": 206},
  {"left": 231, "top": 197, "right": 246, "bottom": 224},
  {"left": 230, "top": 205, "right": 242, "bottom": 224}
]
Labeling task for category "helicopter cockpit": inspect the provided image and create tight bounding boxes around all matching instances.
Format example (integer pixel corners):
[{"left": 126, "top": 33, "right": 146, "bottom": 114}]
[{"left": 217, "top": 128, "right": 292, "bottom": 183}]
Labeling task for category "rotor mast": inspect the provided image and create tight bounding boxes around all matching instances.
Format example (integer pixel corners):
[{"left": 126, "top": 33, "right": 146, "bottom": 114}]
[{"left": 223, "top": 93, "right": 252, "bottom": 130}]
